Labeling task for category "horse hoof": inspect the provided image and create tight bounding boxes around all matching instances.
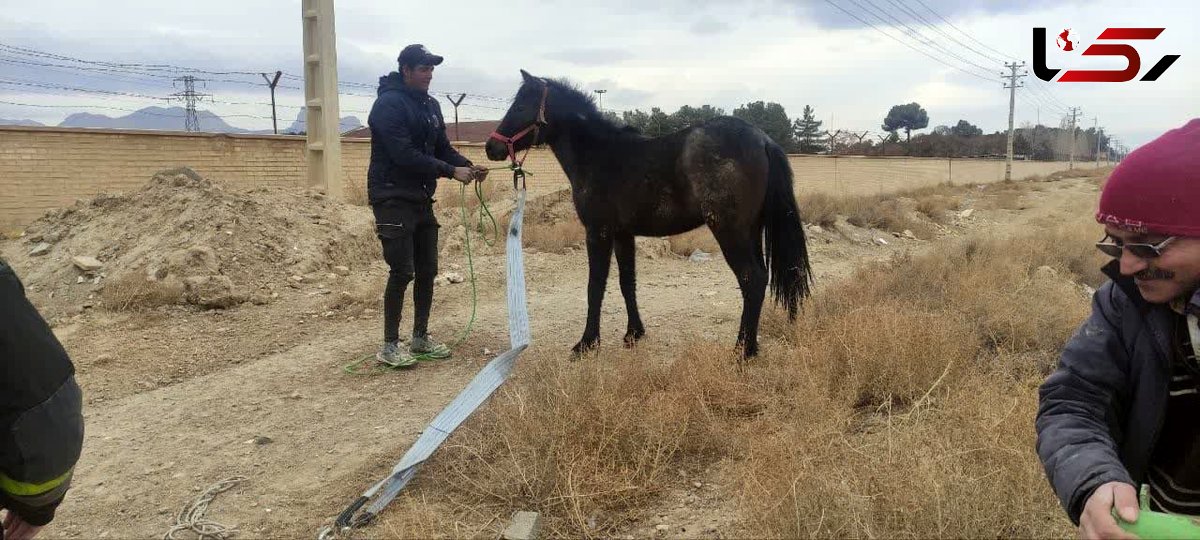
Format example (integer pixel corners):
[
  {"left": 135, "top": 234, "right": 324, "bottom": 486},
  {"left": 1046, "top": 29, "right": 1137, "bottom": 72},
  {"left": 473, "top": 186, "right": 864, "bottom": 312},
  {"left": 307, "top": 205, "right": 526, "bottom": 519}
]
[
  {"left": 622, "top": 329, "right": 646, "bottom": 348},
  {"left": 571, "top": 340, "right": 599, "bottom": 357}
]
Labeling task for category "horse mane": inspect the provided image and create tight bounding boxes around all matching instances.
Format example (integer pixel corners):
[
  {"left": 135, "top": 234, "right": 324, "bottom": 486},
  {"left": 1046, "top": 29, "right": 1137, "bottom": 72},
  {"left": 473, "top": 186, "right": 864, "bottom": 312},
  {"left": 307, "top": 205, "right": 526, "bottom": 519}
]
[{"left": 535, "top": 77, "right": 645, "bottom": 141}]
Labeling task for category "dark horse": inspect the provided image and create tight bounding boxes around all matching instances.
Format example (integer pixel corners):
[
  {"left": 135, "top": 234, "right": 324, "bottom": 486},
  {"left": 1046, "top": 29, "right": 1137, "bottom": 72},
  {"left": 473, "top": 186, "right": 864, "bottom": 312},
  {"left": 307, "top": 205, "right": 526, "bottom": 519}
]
[{"left": 485, "top": 70, "right": 812, "bottom": 357}]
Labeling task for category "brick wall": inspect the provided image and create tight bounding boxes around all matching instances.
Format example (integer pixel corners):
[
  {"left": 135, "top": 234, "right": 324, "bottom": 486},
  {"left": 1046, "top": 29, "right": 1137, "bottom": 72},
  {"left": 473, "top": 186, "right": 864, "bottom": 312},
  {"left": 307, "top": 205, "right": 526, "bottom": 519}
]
[{"left": 0, "top": 125, "right": 1100, "bottom": 230}]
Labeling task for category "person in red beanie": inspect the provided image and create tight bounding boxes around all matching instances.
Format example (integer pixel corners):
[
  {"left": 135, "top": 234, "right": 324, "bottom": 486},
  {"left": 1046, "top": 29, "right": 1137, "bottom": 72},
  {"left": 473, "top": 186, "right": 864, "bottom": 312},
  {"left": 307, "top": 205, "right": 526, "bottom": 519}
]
[{"left": 1036, "top": 118, "right": 1200, "bottom": 539}]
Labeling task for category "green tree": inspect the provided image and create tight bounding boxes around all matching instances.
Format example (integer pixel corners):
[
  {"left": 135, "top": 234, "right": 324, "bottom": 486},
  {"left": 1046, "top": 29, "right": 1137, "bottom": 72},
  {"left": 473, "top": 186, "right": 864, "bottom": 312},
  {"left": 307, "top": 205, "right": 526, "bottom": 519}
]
[
  {"left": 950, "top": 119, "right": 983, "bottom": 137},
  {"left": 733, "top": 101, "right": 797, "bottom": 151},
  {"left": 792, "top": 105, "right": 823, "bottom": 154},
  {"left": 673, "top": 104, "right": 725, "bottom": 128},
  {"left": 881, "top": 102, "right": 930, "bottom": 142}
]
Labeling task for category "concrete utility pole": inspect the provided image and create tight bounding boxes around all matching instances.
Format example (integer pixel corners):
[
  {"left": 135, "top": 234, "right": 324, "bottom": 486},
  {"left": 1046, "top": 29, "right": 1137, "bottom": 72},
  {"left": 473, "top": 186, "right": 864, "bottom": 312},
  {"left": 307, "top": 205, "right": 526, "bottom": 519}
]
[
  {"left": 1002, "top": 61, "right": 1026, "bottom": 180},
  {"left": 1094, "top": 117, "right": 1103, "bottom": 167},
  {"left": 262, "top": 71, "right": 283, "bottom": 134},
  {"left": 1067, "top": 106, "right": 1081, "bottom": 170},
  {"left": 444, "top": 93, "right": 466, "bottom": 141},
  {"left": 301, "top": 0, "right": 342, "bottom": 199},
  {"left": 593, "top": 89, "right": 606, "bottom": 111}
]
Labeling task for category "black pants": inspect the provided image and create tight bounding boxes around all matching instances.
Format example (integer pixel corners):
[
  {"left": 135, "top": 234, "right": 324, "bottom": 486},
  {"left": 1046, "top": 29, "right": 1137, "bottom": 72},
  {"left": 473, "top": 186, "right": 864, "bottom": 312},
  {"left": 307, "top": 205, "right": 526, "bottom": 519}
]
[{"left": 371, "top": 199, "right": 439, "bottom": 343}]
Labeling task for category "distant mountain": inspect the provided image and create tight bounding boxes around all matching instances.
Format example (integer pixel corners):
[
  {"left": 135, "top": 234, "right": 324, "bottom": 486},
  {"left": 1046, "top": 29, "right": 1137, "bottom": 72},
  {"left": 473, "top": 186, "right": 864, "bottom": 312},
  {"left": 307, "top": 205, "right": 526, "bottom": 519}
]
[
  {"left": 281, "top": 108, "right": 363, "bottom": 135},
  {"left": 0, "top": 118, "right": 45, "bottom": 127},
  {"left": 58, "top": 106, "right": 251, "bottom": 133}
]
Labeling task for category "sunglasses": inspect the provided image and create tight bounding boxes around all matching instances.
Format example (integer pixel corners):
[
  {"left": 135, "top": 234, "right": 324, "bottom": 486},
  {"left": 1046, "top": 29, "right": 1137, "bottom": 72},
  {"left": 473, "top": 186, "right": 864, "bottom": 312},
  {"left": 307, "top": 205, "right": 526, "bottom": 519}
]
[{"left": 1095, "top": 235, "right": 1177, "bottom": 259}]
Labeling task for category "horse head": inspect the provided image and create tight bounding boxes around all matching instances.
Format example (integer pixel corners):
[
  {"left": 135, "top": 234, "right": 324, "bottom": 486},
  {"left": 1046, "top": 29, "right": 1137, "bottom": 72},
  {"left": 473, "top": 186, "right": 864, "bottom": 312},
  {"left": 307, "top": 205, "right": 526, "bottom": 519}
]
[{"left": 486, "top": 69, "right": 550, "bottom": 163}]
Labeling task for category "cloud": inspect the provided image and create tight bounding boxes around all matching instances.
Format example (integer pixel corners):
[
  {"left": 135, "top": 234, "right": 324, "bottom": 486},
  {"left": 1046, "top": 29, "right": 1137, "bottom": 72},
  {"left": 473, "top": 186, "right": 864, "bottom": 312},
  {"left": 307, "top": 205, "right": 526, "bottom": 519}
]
[
  {"left": 542, "top": 48, "right": 635, "bottom": 67},
  {"left": 690, "top": 18, "right": 733, "bottom": 35}
]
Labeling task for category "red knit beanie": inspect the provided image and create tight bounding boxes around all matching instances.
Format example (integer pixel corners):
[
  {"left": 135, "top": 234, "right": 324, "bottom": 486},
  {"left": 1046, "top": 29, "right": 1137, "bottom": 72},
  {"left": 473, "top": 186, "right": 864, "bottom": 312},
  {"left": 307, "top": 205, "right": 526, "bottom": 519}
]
[{"left": 1096, "top": 118, "right": 1200, "bottom": 236}]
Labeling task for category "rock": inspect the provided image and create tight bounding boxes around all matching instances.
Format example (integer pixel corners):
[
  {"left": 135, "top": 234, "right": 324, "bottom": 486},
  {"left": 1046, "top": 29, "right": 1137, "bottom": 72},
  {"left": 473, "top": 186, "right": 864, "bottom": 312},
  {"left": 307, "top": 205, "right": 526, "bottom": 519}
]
[
  {"left": 693, "top": 481, "right": 703, "bottom": 488},
  {"left": 76, "top": 276, "right": 86, "bottom": 284},
  {"left": 288, "top": 391, "right": 302, "bottom": 400},
  {"left": 903, "top": 229, "right": 917, "bottom": 240},
  {"left": 184, "top": 275, "right": 245, "bottom": 309},
  {"left": 165, "top": 245, "right": 219, "bottom": 276},
  {"left": 95, "top": 354, "right": 115, "bottom": 365},
  {"left": 72, "top": 256, "right": 104, "bottom": 272},
  {"left": 689, "top": 249, "right": 712, "bottom": 263},
  {"left": 443, "top": 272, "right": 465, "bottom": 284},
  {"left": 290, "top": 275, "right": 304, "bottom": 283},
  {"left": 874, "top": 238, "right": 889, "bottom": 246},
  {"left": 502, "top": 511, "right": 541, "bottom": 540},
  {"left": 332, "top": 265, "right": 351, "bottom": 276},
  {"left": 29, "top": 242, "right": 52, "bottom": 256},
  {"left": 655, "top": 524, "right": 670, "bottom": 532},
  {"left": 959, "top": 208, "right": 975, "bottom": 219},
  {"left": 808, "top": 225, "right": 824, "bottom": 234},
  {"left": 252, "top": 436, "right": 273, "bottom": 445}
]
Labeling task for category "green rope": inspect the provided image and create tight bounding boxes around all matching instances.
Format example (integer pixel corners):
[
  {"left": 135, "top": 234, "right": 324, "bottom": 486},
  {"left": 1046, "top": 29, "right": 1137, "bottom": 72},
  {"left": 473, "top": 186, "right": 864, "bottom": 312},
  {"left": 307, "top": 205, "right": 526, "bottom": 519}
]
[{"left": 342, "top": 181, "right": 499, "bottom": 375}]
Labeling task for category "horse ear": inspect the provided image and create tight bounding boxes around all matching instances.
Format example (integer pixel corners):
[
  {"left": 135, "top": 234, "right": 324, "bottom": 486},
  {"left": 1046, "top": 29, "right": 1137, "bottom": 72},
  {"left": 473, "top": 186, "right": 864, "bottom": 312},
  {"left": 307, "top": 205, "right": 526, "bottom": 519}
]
[{"left": 520, "top": 69, "right": 534, "bottom": 83}]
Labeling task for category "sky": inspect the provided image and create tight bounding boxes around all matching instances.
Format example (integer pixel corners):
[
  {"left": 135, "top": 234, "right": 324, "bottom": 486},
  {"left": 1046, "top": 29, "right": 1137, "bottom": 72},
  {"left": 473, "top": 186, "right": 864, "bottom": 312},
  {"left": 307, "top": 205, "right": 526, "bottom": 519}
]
[{"left": 0, "top": 0, "right": 1196, "bottom": 148}]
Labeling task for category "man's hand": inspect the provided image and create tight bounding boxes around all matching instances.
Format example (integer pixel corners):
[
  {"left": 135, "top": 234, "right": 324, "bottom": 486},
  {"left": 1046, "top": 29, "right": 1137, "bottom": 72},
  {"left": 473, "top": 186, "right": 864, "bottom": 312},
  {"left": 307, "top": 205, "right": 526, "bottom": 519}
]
[
  {"left": 452, "top": 167, "right": 475, "bottom": 184},
  {"left": 1079, "top": 481, "right": 1140, "bottom": 540},
  {"left": 470, "top": 165, "right": 489, "bottom": 182},
  {"left": 3, "top": 511, "right": 44, "bottom": 540}
]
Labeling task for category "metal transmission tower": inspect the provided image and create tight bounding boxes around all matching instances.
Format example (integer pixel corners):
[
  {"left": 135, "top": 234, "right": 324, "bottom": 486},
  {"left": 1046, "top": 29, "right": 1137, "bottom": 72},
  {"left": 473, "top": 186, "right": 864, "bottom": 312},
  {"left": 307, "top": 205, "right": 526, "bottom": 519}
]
[{"left": 171, "top": 76, "right": 210, "bottom": 132}]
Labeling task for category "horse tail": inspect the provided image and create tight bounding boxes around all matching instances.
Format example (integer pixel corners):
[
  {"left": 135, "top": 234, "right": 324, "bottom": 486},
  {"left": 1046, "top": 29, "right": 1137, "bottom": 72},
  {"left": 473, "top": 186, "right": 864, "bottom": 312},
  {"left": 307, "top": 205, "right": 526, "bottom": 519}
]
[{"left": 762, "top": 141, "right": 812, "bottom": 319}]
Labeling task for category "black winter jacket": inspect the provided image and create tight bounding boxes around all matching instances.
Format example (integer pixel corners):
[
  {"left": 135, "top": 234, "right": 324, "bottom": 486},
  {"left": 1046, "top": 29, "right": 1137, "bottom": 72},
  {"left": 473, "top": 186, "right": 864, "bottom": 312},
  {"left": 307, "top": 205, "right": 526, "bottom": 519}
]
[
  {"left": 0, "top": 258, "right": 84, "bottom": 526},
  {"left": 366, "top": 73, "right": 472, "bottom": 205},
  {"left": 1036, "top": 260, "right": 1199, "bottom": 524}
]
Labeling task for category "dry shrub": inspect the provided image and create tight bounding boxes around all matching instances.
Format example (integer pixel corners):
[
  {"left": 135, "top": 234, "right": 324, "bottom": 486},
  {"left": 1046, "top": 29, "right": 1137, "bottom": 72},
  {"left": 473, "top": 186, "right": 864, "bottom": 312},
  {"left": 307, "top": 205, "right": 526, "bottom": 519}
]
[
  {"left": 914, "top": 194, "right": 963, "bottom": 222},
  {"left": 738, "top": 369, "right": 1068, "bottom": 539},
  {"left": 373, "top": 218, "right": 1103, "bottom": 539},
  {"left": 100, "top": 272, "right": 185, "bottom": 311},
  {"left": 524, "top": 219, "right": 586, "bottom": 253},
  {"left": 796, "top": 192, "right": 841, "bottom": 228},
  {"left": 667, "top": 226, "right": 720, "bottom": 256},
  {"left": 382, "top": 346, "right": 749, "bottom": 537},
  {"left": 343, "top": 179, "right": 369, "bottom": 206},
  {"left": 434, "top": 178, "right": 505, "bottom": 214}
]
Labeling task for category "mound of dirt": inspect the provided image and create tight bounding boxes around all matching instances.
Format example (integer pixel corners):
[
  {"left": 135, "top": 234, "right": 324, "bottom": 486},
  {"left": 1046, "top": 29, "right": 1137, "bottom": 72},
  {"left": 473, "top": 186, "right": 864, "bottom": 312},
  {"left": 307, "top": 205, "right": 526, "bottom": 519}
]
[
  {"left": 4, "top": 168, "right": 378, "bottom": 317},
  {"left": 516, "top": 188, "right": 579, "bottom": 226}
]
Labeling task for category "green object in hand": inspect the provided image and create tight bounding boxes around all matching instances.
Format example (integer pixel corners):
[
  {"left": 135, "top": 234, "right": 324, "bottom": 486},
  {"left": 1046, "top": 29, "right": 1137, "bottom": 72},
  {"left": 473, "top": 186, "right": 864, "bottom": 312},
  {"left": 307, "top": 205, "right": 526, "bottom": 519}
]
[
  {"left": 1114, "top": 509, "right": 1200, "bottom": 539},
  {"left": 1113, "top": 485, "right": 1200, "bottom": 539}
]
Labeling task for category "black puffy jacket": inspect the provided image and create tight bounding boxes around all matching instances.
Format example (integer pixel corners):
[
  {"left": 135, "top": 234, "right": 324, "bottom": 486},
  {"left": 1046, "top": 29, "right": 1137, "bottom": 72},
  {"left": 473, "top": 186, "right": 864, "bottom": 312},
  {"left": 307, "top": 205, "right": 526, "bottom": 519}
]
[
  {"left": 366, "top": 72, "right": 472, "bottom": 205},
  {"left": 1036, "top": 260, "right": 1198, "bottom": 524},
  {"left": 0, "top": 258, "right": 84, "bottom": 526}
]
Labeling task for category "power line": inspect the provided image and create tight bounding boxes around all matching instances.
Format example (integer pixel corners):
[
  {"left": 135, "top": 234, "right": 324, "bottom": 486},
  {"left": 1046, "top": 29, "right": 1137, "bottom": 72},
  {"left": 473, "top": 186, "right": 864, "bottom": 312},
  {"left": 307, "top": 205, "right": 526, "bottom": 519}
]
[
  {"left": 821, "top": 0, "right": 997, "bottom": 83},
  {"left": 853, "top": 0, "right": 997, "bottom": 75}
]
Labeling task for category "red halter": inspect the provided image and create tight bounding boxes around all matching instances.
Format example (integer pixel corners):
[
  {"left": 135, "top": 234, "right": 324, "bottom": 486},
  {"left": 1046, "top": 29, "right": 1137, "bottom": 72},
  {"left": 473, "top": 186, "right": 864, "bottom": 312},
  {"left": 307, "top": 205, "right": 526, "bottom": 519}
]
[{"left": 488, "top": 80, "right": 549, "bottom": 169}]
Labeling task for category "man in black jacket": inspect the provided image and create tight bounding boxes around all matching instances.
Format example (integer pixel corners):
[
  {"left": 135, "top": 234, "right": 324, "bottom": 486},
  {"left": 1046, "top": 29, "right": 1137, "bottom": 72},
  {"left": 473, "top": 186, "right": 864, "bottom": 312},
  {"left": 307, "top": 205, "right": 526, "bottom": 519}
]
[
  {"left": 1036, "top": 118, "right": 1200, "bottom": 539},
  {"left": 367, "top": 44, "right": 487, "bottom": 367},
  {"left": 0, "top": 258, "right": 85, "bottom": 539}
]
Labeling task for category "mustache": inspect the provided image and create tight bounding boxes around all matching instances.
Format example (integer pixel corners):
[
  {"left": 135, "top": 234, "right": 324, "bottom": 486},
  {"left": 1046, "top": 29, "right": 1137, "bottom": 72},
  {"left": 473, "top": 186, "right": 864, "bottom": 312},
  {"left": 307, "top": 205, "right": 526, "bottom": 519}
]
[{"left": 1135, "top": 268, "right": 1175, "bottom": 280}]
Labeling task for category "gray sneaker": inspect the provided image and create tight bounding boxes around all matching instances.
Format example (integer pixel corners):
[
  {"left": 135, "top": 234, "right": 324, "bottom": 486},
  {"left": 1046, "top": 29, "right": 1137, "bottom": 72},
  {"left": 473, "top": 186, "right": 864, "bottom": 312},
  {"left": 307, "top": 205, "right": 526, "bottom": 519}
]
[
  {"left": 410, "top": 334, "right": 452, "bottom": 360},
  {"left": 376, "top": 341, "right": 416, "bottom": 368}
]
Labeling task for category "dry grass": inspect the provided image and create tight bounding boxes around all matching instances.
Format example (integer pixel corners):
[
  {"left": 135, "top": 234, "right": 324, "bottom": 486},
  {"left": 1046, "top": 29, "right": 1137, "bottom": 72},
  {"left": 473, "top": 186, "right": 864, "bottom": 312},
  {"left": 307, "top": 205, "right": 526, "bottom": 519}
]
[
  {"left": 524, "top": 219, "right": 587, "bottom": 253},
  {"left": 667, "top": 226, "right": 721, "bottom": 256},
  {"left": 796, "top": 192, "right": 842, "bottom": 228},
  {"left": 373, "top": 213, "right": 1106, "bottom": 538},
  {"left": 344, "top": 179, "right": 369, "bottom": 206},
  {"left": 99, "top": 272, "right": 185, "bottom": 311}
]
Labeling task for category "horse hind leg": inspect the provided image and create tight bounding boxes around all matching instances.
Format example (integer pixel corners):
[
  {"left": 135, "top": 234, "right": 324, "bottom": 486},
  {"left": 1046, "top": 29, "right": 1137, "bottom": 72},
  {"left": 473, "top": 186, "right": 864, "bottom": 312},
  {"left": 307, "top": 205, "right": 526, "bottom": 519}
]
[
  {"left": 710, "top": 226, "right": 767, "bottom": 358},
  {"left": 614, "top": 232, "right": 646, "bottom": 347}
]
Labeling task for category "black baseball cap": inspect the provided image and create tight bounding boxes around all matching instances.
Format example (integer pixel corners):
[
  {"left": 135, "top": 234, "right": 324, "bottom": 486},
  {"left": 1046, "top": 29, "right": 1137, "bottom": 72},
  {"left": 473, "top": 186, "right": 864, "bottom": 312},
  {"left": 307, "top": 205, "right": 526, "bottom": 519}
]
[{"left": 398, "top": 44, "right": 444, "bottom": 67}]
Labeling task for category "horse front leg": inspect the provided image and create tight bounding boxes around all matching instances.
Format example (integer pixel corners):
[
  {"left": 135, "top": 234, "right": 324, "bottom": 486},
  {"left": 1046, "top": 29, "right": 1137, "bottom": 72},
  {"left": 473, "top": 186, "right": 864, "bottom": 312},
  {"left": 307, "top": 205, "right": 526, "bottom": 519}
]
[
  {"left": 614, "top": 232, "right": 646, "bottom": 347},
  {"left": 573, "top": 228, "right": 614, "bottom": 356}
]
